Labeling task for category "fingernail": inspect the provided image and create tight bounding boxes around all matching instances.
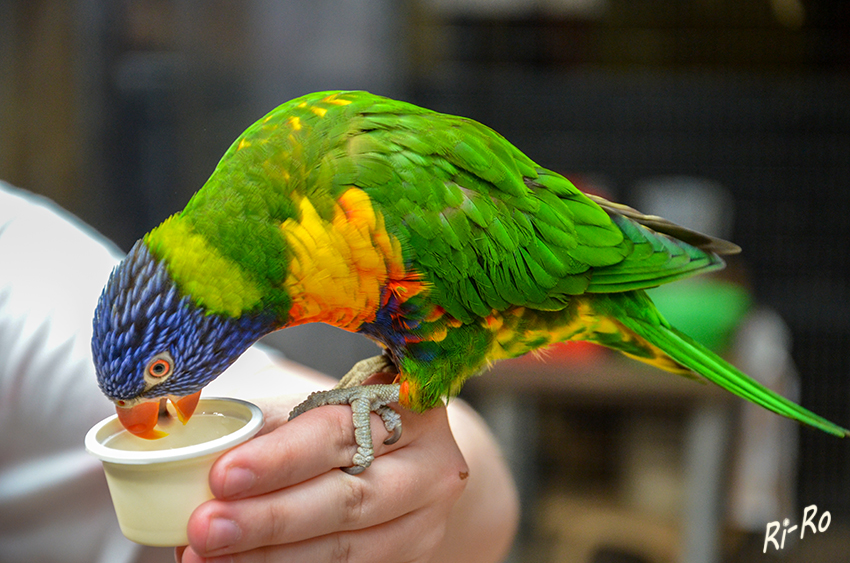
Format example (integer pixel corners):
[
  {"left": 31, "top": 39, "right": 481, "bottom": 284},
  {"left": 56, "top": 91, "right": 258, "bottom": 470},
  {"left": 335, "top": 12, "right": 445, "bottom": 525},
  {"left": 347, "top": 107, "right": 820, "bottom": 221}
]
[
  {"left": 221, "top": 467, "right": 256, "bottom": 498},
  {"left": 206, "top": 518, "right": 241, "bottom": 552},
  {"left": 180, "top": 546, "right": 233, "bottom": 563}
]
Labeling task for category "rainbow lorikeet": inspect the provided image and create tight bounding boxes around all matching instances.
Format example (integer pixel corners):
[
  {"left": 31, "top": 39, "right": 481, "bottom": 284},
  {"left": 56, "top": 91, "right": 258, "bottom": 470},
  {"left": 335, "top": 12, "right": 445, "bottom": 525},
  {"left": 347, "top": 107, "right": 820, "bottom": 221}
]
[{"left": 92, "top": 90, "right": 848, "bottom": 474}]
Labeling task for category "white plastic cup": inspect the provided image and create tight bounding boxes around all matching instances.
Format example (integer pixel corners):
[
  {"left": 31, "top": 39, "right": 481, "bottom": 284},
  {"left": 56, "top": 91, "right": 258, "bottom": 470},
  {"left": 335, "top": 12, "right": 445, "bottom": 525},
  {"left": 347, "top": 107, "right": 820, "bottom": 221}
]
[{"left": 85, "top": 397, "right": 263, "bottom": 546}]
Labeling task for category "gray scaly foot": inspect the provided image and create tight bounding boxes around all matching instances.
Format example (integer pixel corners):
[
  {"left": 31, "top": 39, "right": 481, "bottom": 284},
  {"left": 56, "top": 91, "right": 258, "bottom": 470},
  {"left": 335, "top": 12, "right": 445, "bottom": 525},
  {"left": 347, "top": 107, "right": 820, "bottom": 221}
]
[{"left": 289, "top": 383, "right": 401, "bottom": 475}]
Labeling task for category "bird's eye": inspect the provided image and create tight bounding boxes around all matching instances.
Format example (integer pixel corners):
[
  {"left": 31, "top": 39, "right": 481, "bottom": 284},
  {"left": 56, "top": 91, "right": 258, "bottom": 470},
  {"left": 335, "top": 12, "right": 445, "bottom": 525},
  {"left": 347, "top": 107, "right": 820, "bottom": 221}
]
[
  {"left": 145, "top": 352, "right": 173, "bottom": 379},
  {"left": 149, "top": 360, "right": 169, "bottom": 377}
]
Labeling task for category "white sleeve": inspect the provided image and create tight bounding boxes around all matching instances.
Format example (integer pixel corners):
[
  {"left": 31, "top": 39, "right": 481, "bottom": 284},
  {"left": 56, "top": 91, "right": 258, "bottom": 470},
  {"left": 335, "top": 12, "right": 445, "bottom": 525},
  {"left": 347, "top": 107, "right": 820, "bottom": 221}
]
[
  {"left": 0, "top": 184, "right": 148, "bottom": 563},
  {"left": 0, "top": 184, "right": 315, "bottom": 562}
]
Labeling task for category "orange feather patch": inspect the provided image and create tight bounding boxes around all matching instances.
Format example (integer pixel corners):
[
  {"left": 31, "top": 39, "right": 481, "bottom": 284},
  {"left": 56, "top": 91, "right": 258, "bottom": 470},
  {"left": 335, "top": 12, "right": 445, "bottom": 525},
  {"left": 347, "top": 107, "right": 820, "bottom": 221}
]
[{"left": 280, "top": 188, "right": 425, "bottom": 331}]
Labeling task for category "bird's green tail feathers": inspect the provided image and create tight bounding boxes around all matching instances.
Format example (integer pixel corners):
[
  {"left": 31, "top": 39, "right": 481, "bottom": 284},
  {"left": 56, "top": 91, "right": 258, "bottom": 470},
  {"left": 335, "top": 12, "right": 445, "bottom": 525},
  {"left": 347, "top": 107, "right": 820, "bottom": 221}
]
[{"left": 619, "top": 315, "right": 850, "bottom": 438}]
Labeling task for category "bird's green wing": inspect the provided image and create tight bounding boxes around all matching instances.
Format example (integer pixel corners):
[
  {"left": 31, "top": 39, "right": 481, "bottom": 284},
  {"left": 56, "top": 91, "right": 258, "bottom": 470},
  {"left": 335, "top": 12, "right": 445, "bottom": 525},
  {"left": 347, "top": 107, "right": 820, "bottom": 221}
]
[
  {"left": 583, "top": 194, "right": 740, "bottom": 293},
  {"left": 327, "top": 96, "right": 735, "bottom": 322},
  {"left": 336, "top": 111, "right": 616, "bottom": 322}
]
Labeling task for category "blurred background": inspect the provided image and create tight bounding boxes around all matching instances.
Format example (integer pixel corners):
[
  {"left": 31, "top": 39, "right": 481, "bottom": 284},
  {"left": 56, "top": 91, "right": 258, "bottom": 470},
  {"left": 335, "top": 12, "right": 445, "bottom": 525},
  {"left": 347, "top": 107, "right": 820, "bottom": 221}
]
[{"left": 2, "top": 1, "right": 849, "bottom": 562}]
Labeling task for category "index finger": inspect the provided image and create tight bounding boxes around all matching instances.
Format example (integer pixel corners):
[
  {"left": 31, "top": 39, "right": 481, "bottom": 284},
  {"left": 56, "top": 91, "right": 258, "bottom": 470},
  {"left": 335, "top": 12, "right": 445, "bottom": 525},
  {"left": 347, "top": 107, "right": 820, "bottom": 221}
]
[{"left": 208, "top": 403, "right": 421, "bottom": 500}]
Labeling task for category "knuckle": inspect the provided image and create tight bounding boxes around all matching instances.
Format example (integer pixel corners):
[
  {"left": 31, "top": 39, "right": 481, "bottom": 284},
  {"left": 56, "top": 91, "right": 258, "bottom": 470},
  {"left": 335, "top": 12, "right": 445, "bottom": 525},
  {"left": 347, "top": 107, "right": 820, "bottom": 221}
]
[
  {"left": 331, "top": 531, "right": 354, "bottom": 563},
  {"left": 262, "top": 500, "right": 287, "bottom": 544},
  {"left": 339, "top": 474, "right": 367, "bottom": 527},
  {"left": 327, "top": 407, "right": 358, "bottom": 449},
  {"left": 314, "top": 406, "right": 362, "bottom": 466}
]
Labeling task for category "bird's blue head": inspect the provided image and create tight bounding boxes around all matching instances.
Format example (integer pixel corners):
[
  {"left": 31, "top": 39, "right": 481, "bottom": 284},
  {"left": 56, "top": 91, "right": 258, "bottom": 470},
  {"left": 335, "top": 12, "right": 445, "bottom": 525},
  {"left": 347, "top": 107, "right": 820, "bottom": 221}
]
[{"left": 92, "top": 239, "right": 273, "bottom": 438}]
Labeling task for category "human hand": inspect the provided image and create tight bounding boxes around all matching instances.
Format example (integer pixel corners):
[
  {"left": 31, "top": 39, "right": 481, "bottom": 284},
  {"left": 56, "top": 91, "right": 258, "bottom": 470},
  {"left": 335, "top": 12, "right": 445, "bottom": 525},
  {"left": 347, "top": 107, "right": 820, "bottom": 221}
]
[{"left": 175, "top": 389, "right": 469, "bottom": 563}]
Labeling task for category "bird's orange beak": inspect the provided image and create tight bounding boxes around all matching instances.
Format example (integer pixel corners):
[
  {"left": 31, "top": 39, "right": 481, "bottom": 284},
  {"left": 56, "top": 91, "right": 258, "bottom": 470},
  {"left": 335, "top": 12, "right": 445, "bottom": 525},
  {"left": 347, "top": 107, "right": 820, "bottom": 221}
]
[{"left": 115, "top": 391, "right": 202, "bottom": 440}]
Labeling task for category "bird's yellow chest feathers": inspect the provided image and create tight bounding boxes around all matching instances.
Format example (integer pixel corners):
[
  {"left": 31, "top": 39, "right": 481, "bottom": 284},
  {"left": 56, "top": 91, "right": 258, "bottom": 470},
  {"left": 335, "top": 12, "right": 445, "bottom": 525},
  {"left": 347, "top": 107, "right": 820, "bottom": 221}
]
[{"left": 280, "top": 187, "right": 413, "bottom": 331}]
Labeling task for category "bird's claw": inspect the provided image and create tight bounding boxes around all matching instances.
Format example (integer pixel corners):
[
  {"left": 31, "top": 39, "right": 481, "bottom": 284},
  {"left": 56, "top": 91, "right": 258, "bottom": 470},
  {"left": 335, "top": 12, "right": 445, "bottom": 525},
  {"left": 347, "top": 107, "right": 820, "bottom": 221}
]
[
  {"left": 289, "top": 383, "right": 401, "bottom": 474},
  {"left": 376, "top": 405, "right": 403, "bottom": 444}
]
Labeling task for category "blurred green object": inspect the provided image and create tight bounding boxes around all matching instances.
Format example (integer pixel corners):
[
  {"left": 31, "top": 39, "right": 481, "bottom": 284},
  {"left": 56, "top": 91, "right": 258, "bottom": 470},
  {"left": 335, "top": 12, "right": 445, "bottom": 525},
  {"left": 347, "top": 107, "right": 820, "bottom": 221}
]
[{"left": 648, "top": 279, "right": 752, "bottom": 353}]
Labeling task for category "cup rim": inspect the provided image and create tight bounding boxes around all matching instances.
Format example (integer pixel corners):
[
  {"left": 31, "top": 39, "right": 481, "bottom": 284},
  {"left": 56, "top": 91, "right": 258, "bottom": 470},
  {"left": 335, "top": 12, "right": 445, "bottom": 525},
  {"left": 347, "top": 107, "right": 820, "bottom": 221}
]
[{"left": 85, "top": 397, "right": 264, "bottom": 465}]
